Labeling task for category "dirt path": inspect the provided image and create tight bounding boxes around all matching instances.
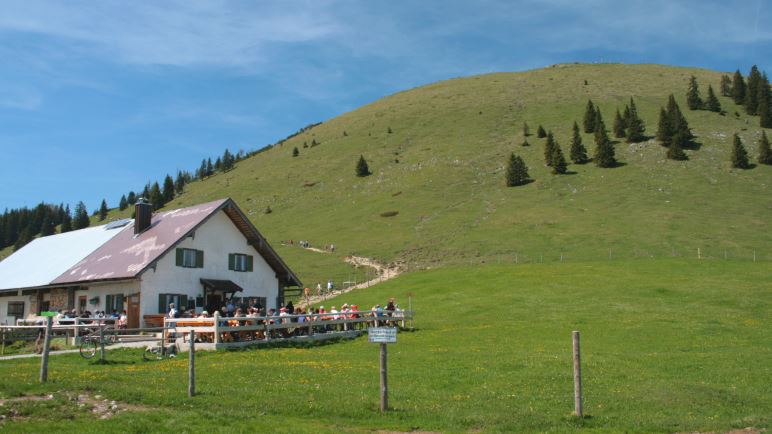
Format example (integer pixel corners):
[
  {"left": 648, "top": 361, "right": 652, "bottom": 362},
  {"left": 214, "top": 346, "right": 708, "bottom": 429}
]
[{"left": 298, "top": 248, "right": 402, "bottom": 307}]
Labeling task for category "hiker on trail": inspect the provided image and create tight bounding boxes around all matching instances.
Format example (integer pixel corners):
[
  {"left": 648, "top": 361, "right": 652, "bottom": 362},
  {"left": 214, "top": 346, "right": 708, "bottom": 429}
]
[
  {"left": 327, "top": 280, "right": 333, "bottom": 292},
  {"left": 316, "top": 282, "right": 322, "bottom": 297}
]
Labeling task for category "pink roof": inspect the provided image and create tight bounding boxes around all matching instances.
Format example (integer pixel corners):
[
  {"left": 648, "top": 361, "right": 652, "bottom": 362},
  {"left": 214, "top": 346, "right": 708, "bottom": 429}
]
[{"left": 51, "top": 199, "right": 228, "bottom": 284}]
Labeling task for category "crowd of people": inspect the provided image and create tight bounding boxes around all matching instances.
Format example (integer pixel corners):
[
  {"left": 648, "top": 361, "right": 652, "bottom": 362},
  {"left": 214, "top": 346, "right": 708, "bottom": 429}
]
[{"left": 53, "top": 309, "right": 129, "bottom": 328}]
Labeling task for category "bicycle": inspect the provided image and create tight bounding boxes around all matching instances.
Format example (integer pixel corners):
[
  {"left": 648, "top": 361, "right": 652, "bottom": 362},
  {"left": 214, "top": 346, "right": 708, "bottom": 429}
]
[
  {"left": 142, "top": 340, "right": 178, "bottom": 361},
  {"left": 79, "top": 326, "right": 118, "bottom": 359}
]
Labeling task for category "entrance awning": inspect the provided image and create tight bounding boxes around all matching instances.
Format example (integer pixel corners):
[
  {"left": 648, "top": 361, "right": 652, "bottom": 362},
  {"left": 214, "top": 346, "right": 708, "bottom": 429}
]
[{"left": 200, "top": 279, "right": 244, "bottom": 296}]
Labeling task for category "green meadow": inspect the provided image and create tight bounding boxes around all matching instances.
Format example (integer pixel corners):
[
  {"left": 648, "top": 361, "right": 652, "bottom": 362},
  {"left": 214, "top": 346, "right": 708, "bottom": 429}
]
[{"left": 1, "top": 259, "right": 769, "bottom": 432}]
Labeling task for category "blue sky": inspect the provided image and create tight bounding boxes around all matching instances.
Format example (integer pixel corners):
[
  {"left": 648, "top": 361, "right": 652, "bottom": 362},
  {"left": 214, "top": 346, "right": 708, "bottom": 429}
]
[{"left": 1, "top": 0, "right": 770, "bottom": 211}]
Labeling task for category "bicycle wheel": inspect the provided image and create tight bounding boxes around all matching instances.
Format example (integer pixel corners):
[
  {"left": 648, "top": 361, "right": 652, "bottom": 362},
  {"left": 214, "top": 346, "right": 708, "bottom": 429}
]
[{"left": 79, "top": 339, "right": 98, "bottom": 359}]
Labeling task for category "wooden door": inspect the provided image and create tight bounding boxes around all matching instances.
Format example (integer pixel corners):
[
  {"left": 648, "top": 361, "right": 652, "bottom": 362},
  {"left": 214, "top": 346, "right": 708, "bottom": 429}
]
[
  {"left": 78, "top": 296, "right": 87, "bottom": 313},
  {"left": 206, "top": 294, "right": 222, "bottom": 314},
  {"left": 127, "top": 293, "right": 140, "bottom": 329}
]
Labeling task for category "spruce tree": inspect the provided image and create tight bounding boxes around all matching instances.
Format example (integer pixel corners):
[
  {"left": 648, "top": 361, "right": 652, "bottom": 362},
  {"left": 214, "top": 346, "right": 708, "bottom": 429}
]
[
  {"left": 656, "top": 107, "right": 672, "bottom": 146},
  {"left": 731, "top": 69, "right": 746, "bottom": 105},
  {"left": 613, "top": 109, "right": 626, "bottom": 138},
  {"left": 198, "top": 159, "right": 207, "bottom": 179},
  {"left": 625, "top": 98, "right": 646, "bottom": 143},
  {"left": 98, "top": 199, "right": 108, "bottom": 221},
  {"left": 705, "top": 85, "right": 721, "bottom": 112},
  {"left": 119, "top": 195, "right": 128, "bottom": 211},
  {"left": 550, "top": 143, "right": 568, "bottom": 174},
  {"left": 61, "top": 205, "right": 72, "bottom": 233},
  {"left": 544, "top": 131, "right": 557, "bottom": 166},
  {"left": 745, "top": 65, "right": 762, "bottom": 115},
  {"left": 150, "top": 182, "right": 164, "bottom": 210},
  {"left": 622, "top": 105, "right": 631, "bottom": 129},
  {"left": 505, "top": 153, "right": 530, "bottom": 186},
  {"left": 583, "top": 100, "right": 596, "bottom": 133},
  {"left": 666, "top": 135, "right": 688, "bottom": 160},
  {"left": 686, "top": 75, "right": 703, "bottom": 110},
  {"left": 73, "top": 202, "right": 90, "bottom": 230},
  {"left": 206, "top": 158, "right": 214, "bottom": 177},
  {"left": 222, "top": 149, "right": 234, "bottom": 170},
  {"left": 569, "top": 121, "right": 589, "bottom": 164},
  {"left": 292, "top": 146, "right": 299, "bottom": 157},
  {"left": 174, "top": 171, "right": 185, "bottom": 195},
  {"left": 720, "top": 75, "right": 732, "bottom": 97},
  {"left": 593, "top": 117, "right": 616, "bottom": 167},
  {"left": 522, "top": 122, "right": 530, "bottom": 137},
  {"left": 40, "top": 213, "right": 54, "bottom": 236},
  {"left": 731, "top": 134, "right": 751, "bottom": 169},
  {"left": 356, "top": 155, "right": 371, "bottom": 177},
  {"left": 758, "top": 131, "right": 772, "bottom": 165},
  {"left": 162, "top": 175, "right": 175, "bottom": 203},
  {"left": 127, "top": 191, "right": 137, "bottom": 205},
  {"left": 758, "top": 73, "right": 772, "bottom": 128},
  {"left": 536, "top": 125, "right": 547, "bottom": 138},
  {"left": 214, "top": 157, "right": 222, "bottom": 172}
]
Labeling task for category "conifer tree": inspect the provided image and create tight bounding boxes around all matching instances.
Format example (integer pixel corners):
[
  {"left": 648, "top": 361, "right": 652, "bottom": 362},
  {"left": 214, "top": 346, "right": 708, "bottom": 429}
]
[
  {"left": 40, "top": 213, "right": 54, "bottom": 236},
  {"left": 705, "top": 85, "right": 721, "bottom": 112},
  {"left": 686, "top": 76, "right": 703, "bottom": 110},
  {"left": 198, "top": 159, "right": 207, "bottom": 179},
  {"left": 174, "top": 171, "right": 185, "bottom": 195},
  {"left": 60, "top": 206, "right": 72, "bottom": 233},
  {"left": 150, "top": 182, "right": 164, "bottom": 210},
  {"left": 127, "top": 191, "right": 137, "bottom": 205},
  {"left": 206, "top": 158, "right": 214, "bottom": 177},
  {"left": 758, "top": 131, "right": 772, "bottom": 165},
  {"left": 668, "top": 95, "right": 694, "bottom": 145},
  {"left": 162, "top": 175, "right": 175, "bottom": 203},
  {"left": 732, "top": 69, "right": 746, "bottom": 105},
  {"left": 569, "top": 121, "right": 588, "bottom": 164},
  {"left": 656, "top": 107, "right": 672, "bottom": 146},
  {"left": 720, "top": 75, "right": 732, "bottom": 97},
  {"left": 731, "top": 134, "right": 751, "bottom": 169},
  {"left": 666, "top": 134, "right": 688, "bottom": 160},
  {"left": 758, "top": 73, "right": 772, "bottom": 128},
  {"left": 14, "top": 227, "right": 33, "bottom": 251},
  {"left": 73, "top": 202, "right": 90, "bottom": 230},
  {"left": 613, "top": 109, "right": 626, "bottom": 138},
  {"left": 292, "top": 147, "right": 299, "bottom": 157},
  {"left": 214, "top": 157, "right": 222, "bottom": 172},
  {"left": 505, "top": 153, "right": 530, "bottom": 186},
  {"left": 550, "top": 142, "right": 568, "bottom": 174},
  {"left": 523, "top": 122, "right": 530, "bottom": 137},
  {"left": 536, "top": 125, "right": 547, "bottom": 138},
  {"left": 544, "top": 131, "right": 557, "bottom": 166},
  {"left": 622, "top": 105, "right": 631, "bottom": 129},
  {"left": 593, "top": 116, "right": 616, "bottom": 167},
  {"left": 119, "top": 195, "right": 128, "bottom": 211},
  {"left": 583, "top": 100, "right": 596, "bottom": 133},
  {"left": 745, "top": 65, "right": 762, "bottom": 115},
  {"left": 98, "top": 199, "right": 108, "bottom": 221},
  {"left": 625, "top": 98, "right": 646, "bottom": 143},
  {"left": 222, "top": 149, "right": 234, "bottom": 170},
  {"left": 356, "top": 155, "right": 371, "bottom": 177}
]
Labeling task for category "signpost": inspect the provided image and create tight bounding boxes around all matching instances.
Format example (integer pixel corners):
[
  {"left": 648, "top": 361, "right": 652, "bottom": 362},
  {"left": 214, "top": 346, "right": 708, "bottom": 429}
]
[{"left": 368, "top": 327, "right": 397, "bottom": 413}]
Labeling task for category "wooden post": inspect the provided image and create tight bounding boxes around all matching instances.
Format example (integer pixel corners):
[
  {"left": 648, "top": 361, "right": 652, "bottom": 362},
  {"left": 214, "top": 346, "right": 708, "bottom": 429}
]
[
  {"left": 408, "top": 294, "right": 414, "bottom": 330},
  {"left": 99, "top": 324, "right": 106, "bottom": 362},
  {"left": 380, "top": 343, "right": 388, "bottom": 413},
  {"left": 73, "top": 317, "right": 79, "bottom": 345},
  {"left": 572, "top": 330, "right": 583, "bottom": 418},
  {"left": 39, "top": 317, "right": 53, "bottom": 383},
  {"left": 697, "top": 247, "right": 701, "bottom": 259},
  {"left": 1, "top": 327, "right": 5, "bottom": 356},
  {"left": 213, "top": 312, "right": 220, "bottom": 344},
  {"left": 188, "top": 330, "right": 195, "bottom": 397}
]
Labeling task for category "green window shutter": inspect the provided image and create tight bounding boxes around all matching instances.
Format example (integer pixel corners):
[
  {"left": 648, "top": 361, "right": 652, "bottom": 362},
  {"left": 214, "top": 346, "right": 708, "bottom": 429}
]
[
  {"left": 196, "top": 250, "right": 204, "bottom": 268},
  {"left": 246, "top": 255, "right": 254, "bottom": 272},
  {"left": 228, "top": 253, "right": 235, "bottom": 270},
  {"left": 115, "top": 294, "right": 124, "bottom": 312},
  {"left": 105, "top": 295, "right": 113, "bottom": 313},
  {"left": 176, "top": 248, "right": 183, "bottom": 266},
  {"left": 158, "top": 294, "right": 166, "bottom": 314}
]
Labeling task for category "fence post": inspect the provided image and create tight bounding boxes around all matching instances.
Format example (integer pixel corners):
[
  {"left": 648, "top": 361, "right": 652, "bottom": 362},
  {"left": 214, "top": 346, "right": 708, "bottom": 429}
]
[
  {"left": 99, "top": 324, "right": 106, "bottom": 363},
  {"left": 188, "top": 330, "right": 195, "bottom": 397},
  {"left": 39, "top": 317, "right": 53, "bottom": 383},
  {"left": 380, "top": 343, "right": 388, "bottom": 413},
  {"left": 213, "top": 312, "right": 220, "bottom": 344},
  {"left": 73, "top": 317, "right": 79, "bottom": 346},
  {"left": 1, "top": 327, "right": 5, "bottom": 355},
  {"left": 572, "top": 330, "right": 583, "bottom": 418}
]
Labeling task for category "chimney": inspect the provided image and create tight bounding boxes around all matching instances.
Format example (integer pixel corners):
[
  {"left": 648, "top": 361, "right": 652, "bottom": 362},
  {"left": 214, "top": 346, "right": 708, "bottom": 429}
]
[{"left": 134, "top": 198, "right": 153, "bottom": 235}]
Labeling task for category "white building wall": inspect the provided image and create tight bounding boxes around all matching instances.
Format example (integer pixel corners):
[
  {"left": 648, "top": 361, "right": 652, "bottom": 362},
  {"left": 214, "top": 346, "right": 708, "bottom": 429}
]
[
  {"left": 139, "top": 210, "right": 279, "bottom": 316},
  {"left": 0, "top": 294, "right": 30, "bottom": 325},
  {"left": 73, "top": 281, "right": 140, "bottom": 314}
]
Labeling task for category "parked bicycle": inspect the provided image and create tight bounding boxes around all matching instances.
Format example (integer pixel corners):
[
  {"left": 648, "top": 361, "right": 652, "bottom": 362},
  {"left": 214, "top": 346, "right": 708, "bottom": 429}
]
[
  {"left": 142, "top": 340, "right": 178, "bottom": 361},
  {"left": 79, "top": 326, "right": 118, "bottom": 359}
]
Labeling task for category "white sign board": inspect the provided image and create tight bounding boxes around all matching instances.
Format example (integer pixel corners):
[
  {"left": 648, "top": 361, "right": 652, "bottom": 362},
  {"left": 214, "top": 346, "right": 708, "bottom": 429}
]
[{"left": 368, "top": 327, "right": 397, "bottom": 343}]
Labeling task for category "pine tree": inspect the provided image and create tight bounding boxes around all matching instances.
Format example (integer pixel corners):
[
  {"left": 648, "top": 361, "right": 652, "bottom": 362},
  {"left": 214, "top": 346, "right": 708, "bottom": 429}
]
[
  {"left": 593, "top": 116, "right": 616, "bottom": 167},
  {"left": 732, "top": 69, "right": 746, "bottom": 105},
  {"left": 162, "top": 175, "right": 175, "bottom": 203},
  {"left": 214, "top": 157, "right": 222, "bottom": 172},
  {"left": 758, "top": 131, "right": 772, "bottom": 165},
  {"left": 222, "top": 149, "right": 234, "bottom": 170},
  {"left": 536, "top": 125, "right": 547, "bottom": 138},
  {"left": 656, "top": 107, "right": 672, "bottom": 146},
  {"left": 60, "top": 205, "right": 72, "bottom": 233},
  {"left": 522, "top": 122, "right": 530, "bottom": 137},
  {"left": 666, "top": 135, "right": 688, "bottom": 160},
  {"left": 613, "top": 109, "right": 626, "bottom": 138},
  {"left": 206, "top": 158, "right": 213, "bottom": 177},
  {"left": 98, "top": 199, "right": 108, "bottom": 221},
  {"left": 150, "top": 182, "right": 163, "bottom": 210},
  {"left": 622, "top": 105, "right": 631, "bottom": 129},
  {"left": 668, "top": 95, "right": 694, "bottom": 144},
  {"left": 583, "top": 100, "right": 596, "bottom": 133},
  {"left": 73, "top": 202, "right": 90, "bottom": 230},
  {"left": 731, "top": 134, "right": 751, "bottom": 169},
  {"left": 686, "top": 75, "right": 703, "bottom": 110},
  {"left": 544, "top": 131, "right": 557, "bottom": 166},
  {"left": 505, "top": 153, "right": 530, "bottom": 186},
  {"left": 119, "top": 195, "right": 128, "bottom": 211},
  {"left": 625, "top": 98, "right": 646, "bottom": 143},
  {"left": 40, "top": 213, "right": 54, "bottom": 236},
  {"left": 758, "top": 73, "right": 772, "bottom": 128},
  {"left": 356, "top": 155, "right": 371, "bottom": 177},
  {"left": 745, "top": 65, "right": 762, "bottom": 115},
  {"left": 705, "top": 85, "right": 721, "bottom": 112},
  {"left": 14, "top": 227, "right": 33, "bottom": 251},
  {"left": 569, "top": 121, "right": 588, "bottom": 164},
  {"left": 127, "top": 191, "right": 137, "bottom": 205},
  {"left": 550, "top": 143, "right": 568, "bottom": 174},
  {"left": 174, "top": 171, "right": 185, "bottom": 195},
  {"left": 292, "top": 147, "right": 299, "bottom": 157},
  {"left": 720, "top": 75, "right": 732, "bottom": 97},
  {"left": 198, "top": 159, "right": 207, "bottom": 179}
]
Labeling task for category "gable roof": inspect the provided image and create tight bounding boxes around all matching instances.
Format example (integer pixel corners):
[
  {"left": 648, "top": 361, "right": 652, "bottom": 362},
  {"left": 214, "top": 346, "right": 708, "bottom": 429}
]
[
  {"left": 0, "top": 225, "right": 126, "bottom": 291},
  {"left": 0, "top": 198, "right": 301, "bottom": 291}
]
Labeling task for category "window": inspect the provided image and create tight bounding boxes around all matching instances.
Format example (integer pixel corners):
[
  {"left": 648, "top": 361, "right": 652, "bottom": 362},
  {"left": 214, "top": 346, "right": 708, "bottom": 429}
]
[
  {"left": 176, "top": 248, "right": 203, "bottom": 268},
  {"left": 158, "top": 294, "right": 188, "bottom": 314},
  {"left": 228, "top": 253, "right": 253, "bottom": 272},
  {"left": 7, "top": 301, "right": 24, "bottom": 319},
  {"left": 105, "top": 294, "right": 124, "bottom": 314}
]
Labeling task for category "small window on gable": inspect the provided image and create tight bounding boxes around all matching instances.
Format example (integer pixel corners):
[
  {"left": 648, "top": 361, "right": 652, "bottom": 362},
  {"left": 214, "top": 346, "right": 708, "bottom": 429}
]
[
  {"left": 228, "top": 253, "right": 253, "bottom": 272},
  {"left": 176, "top": 248, "right": 203, "bottom": 268}
]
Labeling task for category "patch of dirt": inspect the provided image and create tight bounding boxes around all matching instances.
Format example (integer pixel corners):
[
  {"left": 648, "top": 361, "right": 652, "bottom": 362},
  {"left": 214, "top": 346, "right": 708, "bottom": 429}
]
[
  {"left": 0, "top": 391, "right": 151, "bottom": 422},
  {"left": 676, "top": 429, "right": 764, "bottom": 434}
]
